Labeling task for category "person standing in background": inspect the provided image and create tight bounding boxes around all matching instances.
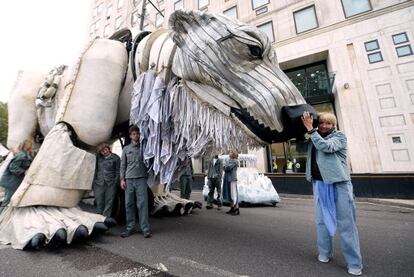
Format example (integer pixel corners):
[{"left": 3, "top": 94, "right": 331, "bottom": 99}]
[
  {"left": 206, "top": 155, "right": 223, "bottom": 210},
  {"left": 120, "top": 126, "right": 151, "bottom": 238},
  {"left": 272, "top": 158, "right": 278, "bottom": 173},
  {"left": 93, "top": 143, "right": 120, "bottom": 218},
  {"left": 223, "top": 150, "right": 240, "bottom": 216},
  {"left": 180, "top": 158, "right": 193, "bottom": 200},
  {"left": 0, "top": 140, "right": 34, "bottom": 213}
]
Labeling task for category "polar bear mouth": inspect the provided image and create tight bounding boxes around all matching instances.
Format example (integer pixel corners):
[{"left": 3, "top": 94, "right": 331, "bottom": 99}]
[
  {"left": 231, "top": 107, "right": 278, "bottom": 144},
  {"left": 231, "top": 103, "right": 315, "bottom": 143}
]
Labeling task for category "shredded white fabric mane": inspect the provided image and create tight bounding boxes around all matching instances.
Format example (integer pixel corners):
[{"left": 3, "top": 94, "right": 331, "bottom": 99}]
[{"left": 130, "top": 71, "right": 265, "bottom": 189}]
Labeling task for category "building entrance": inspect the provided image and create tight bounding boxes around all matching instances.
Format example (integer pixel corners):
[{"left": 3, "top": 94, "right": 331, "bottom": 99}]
[{"left": 269, "top": 60, "right": 337, "bottom": 174}]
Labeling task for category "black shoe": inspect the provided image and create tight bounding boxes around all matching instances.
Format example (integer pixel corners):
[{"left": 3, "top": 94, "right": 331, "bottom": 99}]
[
  {"left": 231, "top": 208, "right": 240, "bottom": 216},
  {"left": 143, "top": 232, "right": 152, "bottom": 238},
  {"left": 121, "top": 230, "right": 135, "bottom": 238},
  {"left": 104, "top": 217, "right": 117, "bottom": 228},
  {"left": 194, "top": 201, "right": 203, "bottom": 209},
  {"left": 206, "top": 204, "right": 213, "bottom": 209},
  {"left": 226, "top": 207, "right": 235, "bottom": 214}
]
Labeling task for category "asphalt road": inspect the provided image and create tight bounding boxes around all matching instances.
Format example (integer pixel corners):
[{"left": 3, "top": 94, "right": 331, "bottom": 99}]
[{"left": 1, "top": 192, "right": 413, "bottom": 277}]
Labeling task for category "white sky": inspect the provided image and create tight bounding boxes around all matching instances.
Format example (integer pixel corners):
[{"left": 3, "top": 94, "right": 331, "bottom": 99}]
[{"left": 0, "top": 0, "right": 93, "bottom": 102}]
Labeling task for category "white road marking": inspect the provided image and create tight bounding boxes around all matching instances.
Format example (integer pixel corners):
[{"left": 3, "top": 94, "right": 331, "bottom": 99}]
[
  {"left": 169, "top": 256, "right": 249, "bottom": 277},
  {"left": 97, "top": 267, "right": 158, "bottom": 277},
  {"left": 364, "top": 202, "right": 414, "bottom": 211}
]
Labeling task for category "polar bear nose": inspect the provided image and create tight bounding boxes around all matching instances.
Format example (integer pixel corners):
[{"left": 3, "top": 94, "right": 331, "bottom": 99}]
[{"left": 277, "top": 104, "right": 318, "bottom": 142}]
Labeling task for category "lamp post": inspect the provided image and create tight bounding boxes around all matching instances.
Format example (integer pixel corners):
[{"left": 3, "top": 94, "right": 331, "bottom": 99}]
[{"left": 139, "top": 0, "right": 164, "bottom": 31}]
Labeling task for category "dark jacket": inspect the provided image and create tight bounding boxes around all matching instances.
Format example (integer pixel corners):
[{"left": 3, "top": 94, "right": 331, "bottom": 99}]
[
  {"left": 224, "top": 158, "right": 238, "bottom": 182},
  {"left": 94, "top": 153, "right": 120, "bottom": 187},
  {"left": 207, "top": 158, "right": 223, "bottom": 179},
  {"left": 181, "top": 161, "right": 193, "bottom": 177},
  {"left": 0, "top": 151, "right": 32, "bottom": 190}
]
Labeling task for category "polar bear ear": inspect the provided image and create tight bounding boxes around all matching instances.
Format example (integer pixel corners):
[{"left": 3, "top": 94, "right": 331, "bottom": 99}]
[
  {"left": 168, "top": 10, "right": 193, "bottom": 45},
  {"left": 168, "top": 10, "right": 212, "bottom": 46}
]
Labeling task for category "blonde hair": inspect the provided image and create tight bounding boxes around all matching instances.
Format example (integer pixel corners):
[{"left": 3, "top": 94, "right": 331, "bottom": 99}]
[
  {"left": 16, "top": 139, "right": 34, "bottom": 157},
  {"left": 96, "top": 143, "right": 111, "bottom": 154},
  {"left": 318, "top": 112, "right": 337, "bottom": 128}
]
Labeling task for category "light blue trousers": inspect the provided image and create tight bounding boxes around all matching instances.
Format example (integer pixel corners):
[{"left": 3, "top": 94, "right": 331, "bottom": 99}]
[
  {"left": 125, "top": 178, "right": 150, "bottom": 234},
  {"left": 313, "top": 180, "right": 363, "bottom": 271}
]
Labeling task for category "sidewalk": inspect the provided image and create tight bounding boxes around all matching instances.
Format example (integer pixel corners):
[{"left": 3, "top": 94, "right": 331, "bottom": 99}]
[
  {"left": 360, "top": 198, "right": 414, "bottom": 209},
  {"left": 279, "top": 193, "right": 414, "bottom": 209}
]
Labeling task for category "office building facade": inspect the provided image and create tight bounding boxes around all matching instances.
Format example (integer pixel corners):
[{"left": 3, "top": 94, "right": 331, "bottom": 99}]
[{"left": 89, "top": 0, "right": 414, "bottom": 175}]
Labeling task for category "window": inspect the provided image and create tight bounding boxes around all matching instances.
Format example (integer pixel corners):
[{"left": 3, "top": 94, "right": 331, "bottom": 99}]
[
  {"left": 95, "top": 19, "right": 101, "bottom": 32},
  {"left": 198, "top": 0, "right": 208, "bottom": 9},
  {"left": 115, "top": 16, "right": 122, "bottom": 30},
  {"left": 392, "top": 136, "right": 402, "bottom": 143},
  {"left": 367, "top": 52, "right": 383, "bottom": 63},
  {"left": 104, "top": 25, "right": 110, "bottom": 37},
  {"left": 223, "top": 6, "right": 237, "bottom": 19},
  {"left": 364, "top": 39, "right": 383, "bottom": 64},
  {"left": 89, "top": 21, "right": 99, "bottom": 36},
  {"left": 392, "top": 32, "right": 413, "bottom": 58},
  {"left": 341, "top": 0, "right": 371, "bottom": 18},
  {"left": 106, "top": 5, "right": 112, "bottom": 18},
  {"left": 364, "top": 40, "right": 379, "bottom": 51},
  {"left": 174, "top": 0, "right": 184, "bottom": 10},
  {"left": 285, "top": 63, "right": 331, "bottom": 98},
  {"left": 156, "top": 10, "right": 164, "bottom": 27},
  {"left": 256, "top": 6, "right": 268, "bottom": 15},
  {"left": 257, "top": 21, "right": 274, "bottom": 42},
  {"left": 392, "top": 33, "right": 409, "bottom": 45},
  {"left": 131, "top": 11, "right": 139, "bottom": 26},
  {"left": 94, "top": 3, "right": 103, "bottom": 17},
  {"left": 396, "top": 45, "right": 413, "bottom": 57},
  {"left": 252, "top": 0, "right": 269, "bottom": 9},
  {"left": 293, "top": 5, "right": 318, "bottom": 34},
  {"left": 117, "top": 0, "right": 124, "bottom": 9}
]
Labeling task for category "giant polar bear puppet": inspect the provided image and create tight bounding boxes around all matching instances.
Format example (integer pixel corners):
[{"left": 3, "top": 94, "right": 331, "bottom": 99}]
[{"left": 0, "top": 10, "right": 315, "bottom": 249}]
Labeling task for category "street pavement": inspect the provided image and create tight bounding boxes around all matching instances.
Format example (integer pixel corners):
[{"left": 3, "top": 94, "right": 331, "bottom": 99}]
[{"left": 0, "top": 192, "right": 413, "bottom": 277}]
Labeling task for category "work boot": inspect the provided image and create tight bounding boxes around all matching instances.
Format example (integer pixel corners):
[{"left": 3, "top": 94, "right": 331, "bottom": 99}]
[
  {"left": 121, "top": 230, "right": 136, "bottom": 238},
  {"left": 231, "top": 208, "right": 240, "bottom": 216}
]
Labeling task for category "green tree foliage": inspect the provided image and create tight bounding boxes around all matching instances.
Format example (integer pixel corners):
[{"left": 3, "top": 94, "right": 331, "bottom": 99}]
[{"left": 0, "top": 102, "right": 8, "bottom": 146}]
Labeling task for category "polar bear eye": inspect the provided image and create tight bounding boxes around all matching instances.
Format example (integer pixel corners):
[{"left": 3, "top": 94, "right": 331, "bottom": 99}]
[{"left": 248, "top": 45, "right": 262, "bottom": 59}]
